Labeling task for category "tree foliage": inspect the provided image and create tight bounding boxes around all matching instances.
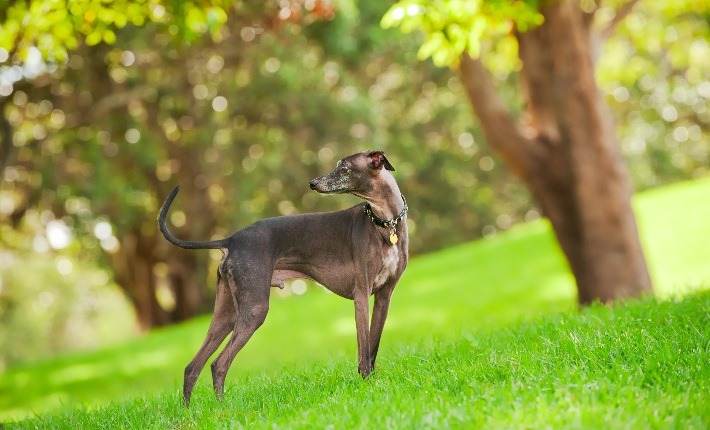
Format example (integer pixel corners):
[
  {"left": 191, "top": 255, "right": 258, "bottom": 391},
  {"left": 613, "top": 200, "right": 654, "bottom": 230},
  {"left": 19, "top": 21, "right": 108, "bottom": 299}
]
[
  {"left": 382, "top": 0, "right": 543, "bottom": 68},
  {"left": 381, "top": 0, "right": 709, "bottom": 185},
  {"left": 0, "top": 0, "right": 232, "bottom": 63},
  {"left": 597, "top": 0, "right": 710, "bottom": 187}
]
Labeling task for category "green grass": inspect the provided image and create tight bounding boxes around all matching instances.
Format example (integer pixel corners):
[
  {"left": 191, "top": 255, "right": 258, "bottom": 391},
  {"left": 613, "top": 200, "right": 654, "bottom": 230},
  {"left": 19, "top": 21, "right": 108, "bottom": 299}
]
[
  {"left": 17, "top": 293, "right": 710, "bottom": 429},
  {"left": 1, "top": 177, "right": 709, "bottom": 426}
]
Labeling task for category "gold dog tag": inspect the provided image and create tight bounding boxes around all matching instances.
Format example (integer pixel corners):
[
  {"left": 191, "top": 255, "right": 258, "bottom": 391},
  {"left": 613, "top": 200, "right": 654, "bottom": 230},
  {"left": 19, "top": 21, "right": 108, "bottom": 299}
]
[{"left": 389, "top": 232, "right": 398, "bottom": 245}]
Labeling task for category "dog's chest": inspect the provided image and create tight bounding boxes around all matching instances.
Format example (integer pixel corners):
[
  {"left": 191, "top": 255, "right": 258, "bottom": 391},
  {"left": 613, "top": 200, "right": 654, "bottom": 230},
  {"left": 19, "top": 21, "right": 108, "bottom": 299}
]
[{"left": 374, "top": 246, "right": 399, "bottom": 288}]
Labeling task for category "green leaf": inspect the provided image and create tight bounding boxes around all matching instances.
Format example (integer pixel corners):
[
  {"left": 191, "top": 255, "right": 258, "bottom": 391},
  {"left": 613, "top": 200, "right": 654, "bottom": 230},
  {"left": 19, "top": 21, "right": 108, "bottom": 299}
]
[
  {"left": 86, "top": 29, "right": 102, "bottom": 46},
  {"left": 467, "top": 15, "right": 487, "bottom": 58},
  {"left": 416, "top": 32, "right": 443, "bottom": 61},
  {"left": 186, "top": 7, "right": 206, "bottom": 33},
  {"left": 114, "top": 13, "right": 127, "bottom": 28},
  {"left": 207, "top": 6, "right": 228, "bottom": 25},
  {"left": 103, "top": 29, "right": 116, "bottom": 45},
  {"left": 380, "top": 6, "right": 404, "bottom": 28},
  {"left": 98, "top": 7, "right": 115, "bottom": 25},
  {"left": 54, "top": 20, "right": 73, "bottom": 40},
  {"left": 431, "top": 40, "right": 455, "bottom": 67},
  {"left": 467, "top": 32, "right": 481, "bottom": 58}
]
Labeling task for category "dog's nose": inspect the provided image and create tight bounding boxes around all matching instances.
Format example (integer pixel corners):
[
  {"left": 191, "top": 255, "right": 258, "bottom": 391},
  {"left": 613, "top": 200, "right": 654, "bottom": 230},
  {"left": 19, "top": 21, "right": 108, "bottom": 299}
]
[{"left": 309, "top": 179, "right": 318, "bottom": 190}]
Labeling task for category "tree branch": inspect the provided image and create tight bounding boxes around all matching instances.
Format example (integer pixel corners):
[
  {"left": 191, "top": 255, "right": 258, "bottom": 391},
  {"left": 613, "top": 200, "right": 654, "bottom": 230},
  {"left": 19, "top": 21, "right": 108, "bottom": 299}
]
[
  {"left": 0, "top": 97, "right": 15, "bottom": 177},
  {"left": 458, "top": 53, "right": 541, "bottom": 180},
  {"left": 600, "top": 0, "right": 640, "bottom": 41}
]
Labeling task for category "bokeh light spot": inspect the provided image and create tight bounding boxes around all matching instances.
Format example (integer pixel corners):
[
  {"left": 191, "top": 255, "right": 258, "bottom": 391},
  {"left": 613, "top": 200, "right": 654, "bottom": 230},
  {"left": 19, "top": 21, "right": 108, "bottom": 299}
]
[
  {"left": 212, "top": 96, "right": 228, "bottom": 112},
  {"left": 46, "top": 220, "right": 72, "bottom": 250},
  {"left": 291, "top": 279, "right": 307, "bottom": 295}
]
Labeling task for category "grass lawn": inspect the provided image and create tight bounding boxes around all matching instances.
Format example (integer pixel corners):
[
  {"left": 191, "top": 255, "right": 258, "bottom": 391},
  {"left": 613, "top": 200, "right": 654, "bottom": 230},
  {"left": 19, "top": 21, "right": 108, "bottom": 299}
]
[
  {"left": 1, "top": 177, "right": 709, "bottom": 426},
  {"left": 17, "top": 292, "right": 710, "bottom": 429}
]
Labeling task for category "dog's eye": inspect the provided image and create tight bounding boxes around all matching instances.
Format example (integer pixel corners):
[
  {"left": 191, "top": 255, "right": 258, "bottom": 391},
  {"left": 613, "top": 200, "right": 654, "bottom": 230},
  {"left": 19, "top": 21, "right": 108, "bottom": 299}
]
[{"left": 340, "top": 166, "right": 349, "bottom": 173}]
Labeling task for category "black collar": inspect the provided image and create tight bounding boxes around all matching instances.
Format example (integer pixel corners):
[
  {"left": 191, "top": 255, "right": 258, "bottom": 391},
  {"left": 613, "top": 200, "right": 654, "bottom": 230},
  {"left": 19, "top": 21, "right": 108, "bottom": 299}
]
[{"left": 364, "top": 195, "right": 408, "bottom": 229}]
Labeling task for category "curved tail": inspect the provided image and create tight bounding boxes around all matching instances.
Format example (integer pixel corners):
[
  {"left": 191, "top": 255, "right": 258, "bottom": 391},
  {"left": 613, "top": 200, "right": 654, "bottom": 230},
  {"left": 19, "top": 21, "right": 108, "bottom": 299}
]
[{"left": 158, "top": 185, "right": 230, "bottom": 250}]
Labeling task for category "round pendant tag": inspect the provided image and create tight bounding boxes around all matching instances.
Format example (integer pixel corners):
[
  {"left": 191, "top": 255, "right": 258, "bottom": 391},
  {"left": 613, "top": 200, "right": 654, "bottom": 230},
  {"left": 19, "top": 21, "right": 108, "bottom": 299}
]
[{"left": 389, "top": 232, "right": 398, "bottom": 244}]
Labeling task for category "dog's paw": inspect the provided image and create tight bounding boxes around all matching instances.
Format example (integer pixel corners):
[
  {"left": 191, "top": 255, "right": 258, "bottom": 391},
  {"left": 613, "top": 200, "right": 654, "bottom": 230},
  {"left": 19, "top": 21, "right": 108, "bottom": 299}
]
[{"left": 358, "top": 364, "right": 373, "bottom": 379}]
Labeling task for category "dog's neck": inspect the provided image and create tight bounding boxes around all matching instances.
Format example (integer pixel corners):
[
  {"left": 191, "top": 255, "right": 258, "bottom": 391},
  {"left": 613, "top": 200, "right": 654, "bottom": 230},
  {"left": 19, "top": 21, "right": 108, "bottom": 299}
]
[{"left": 358, "top": 171, "right": 405, "bottom": 222}]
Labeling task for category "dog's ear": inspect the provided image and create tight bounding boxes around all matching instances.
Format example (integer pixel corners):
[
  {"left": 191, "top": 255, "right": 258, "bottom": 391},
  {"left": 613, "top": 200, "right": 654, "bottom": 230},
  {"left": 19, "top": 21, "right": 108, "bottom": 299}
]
[{"left": 368, "top": 151, "right": 395, "bottom": 171}]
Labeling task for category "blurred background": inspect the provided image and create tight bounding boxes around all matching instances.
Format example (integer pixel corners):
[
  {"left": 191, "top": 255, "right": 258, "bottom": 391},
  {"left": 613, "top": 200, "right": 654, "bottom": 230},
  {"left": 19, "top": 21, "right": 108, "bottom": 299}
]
[{"left": 0, "top": 0, "right": 707, "bottom": 375}]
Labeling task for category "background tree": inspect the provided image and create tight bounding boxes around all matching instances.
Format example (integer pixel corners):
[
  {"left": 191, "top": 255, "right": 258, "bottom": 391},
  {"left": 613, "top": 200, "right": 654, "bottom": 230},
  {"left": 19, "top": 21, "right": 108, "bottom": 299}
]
[
  {"left": 382, "top": 0, "right": 708, "bottom": 304},
  {"left": 1, "top": 1, "right": 531, "bottom": 331}
]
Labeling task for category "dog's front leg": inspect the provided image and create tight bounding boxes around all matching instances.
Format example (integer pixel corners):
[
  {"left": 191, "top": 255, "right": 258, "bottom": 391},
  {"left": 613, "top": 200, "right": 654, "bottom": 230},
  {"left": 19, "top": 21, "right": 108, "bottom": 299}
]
[
  {"left": 353, "top": 291, "right": 372, "bottom": 378},
  {"left": 368, "top": 284, "right": 395, "bottom": 370}
]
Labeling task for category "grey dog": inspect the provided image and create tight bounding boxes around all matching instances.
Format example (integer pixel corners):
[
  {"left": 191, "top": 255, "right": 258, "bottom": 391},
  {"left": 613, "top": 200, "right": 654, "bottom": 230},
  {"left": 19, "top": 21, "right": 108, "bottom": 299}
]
[{"left": 158, "top": 150, "right": 408, "bottom": 406}]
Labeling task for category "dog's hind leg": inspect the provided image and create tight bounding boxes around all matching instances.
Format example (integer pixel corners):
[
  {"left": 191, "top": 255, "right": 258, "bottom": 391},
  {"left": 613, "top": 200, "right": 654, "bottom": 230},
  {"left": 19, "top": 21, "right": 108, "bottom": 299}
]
[
  {"left": 183, "top": 273, "right": 235, "bottom": 407},
  {"left": 209, "top": 264, "right": 271, "bottom": 400}
]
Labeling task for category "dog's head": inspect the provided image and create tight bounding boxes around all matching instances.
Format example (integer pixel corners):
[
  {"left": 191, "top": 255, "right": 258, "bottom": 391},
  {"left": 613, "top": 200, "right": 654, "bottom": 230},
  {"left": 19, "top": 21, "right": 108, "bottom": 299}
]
[{"left": 309, "top": 150, "right": 395, "bottom": 195}]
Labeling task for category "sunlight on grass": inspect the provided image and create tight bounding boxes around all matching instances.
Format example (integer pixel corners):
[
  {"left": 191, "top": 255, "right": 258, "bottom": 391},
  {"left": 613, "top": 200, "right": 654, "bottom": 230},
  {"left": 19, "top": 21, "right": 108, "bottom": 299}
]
[
  {"left": 49, "top": 363, "right": 111, "bottom": 385},
  {"left": 118, "top": 350, "right": 177, "bottom": 376},
  {"left": 635, "top": 178, "right": 710, "bottom": 297}
]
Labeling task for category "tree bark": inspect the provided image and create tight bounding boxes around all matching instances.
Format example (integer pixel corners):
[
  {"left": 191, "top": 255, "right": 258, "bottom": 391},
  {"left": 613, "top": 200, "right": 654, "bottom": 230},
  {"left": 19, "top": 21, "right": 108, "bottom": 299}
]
[
  {"left": 112, "top": 227, "right": 211, "bottom": 330},
  {"left": 112, "top": 229, "right": 169, "bottom": 329},
  {"left": 459, "top": 0, "right": 652, "bottom": 304}
]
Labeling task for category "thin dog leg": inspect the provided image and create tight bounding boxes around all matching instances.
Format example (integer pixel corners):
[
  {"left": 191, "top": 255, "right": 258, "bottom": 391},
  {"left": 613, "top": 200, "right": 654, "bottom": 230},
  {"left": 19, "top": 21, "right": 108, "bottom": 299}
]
[
  {"left": 209, "top": 269, "right": 271, "bottom": 400},
  {"left": 368, "top": 285, "right": 394, "bottom": 370},
  {"left": 209, "top": 302, "right": 269, "bottom": 399},
  {"left": 354, "top": 291, "right": 372, "bottom": 378},
  {"left": 183, "top": 277, "right": 235, "bottom": 407}
]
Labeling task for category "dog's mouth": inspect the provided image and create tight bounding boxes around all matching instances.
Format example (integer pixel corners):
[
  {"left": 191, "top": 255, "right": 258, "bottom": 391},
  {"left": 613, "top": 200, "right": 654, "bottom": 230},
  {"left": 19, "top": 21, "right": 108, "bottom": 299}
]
[{"left": 316, "top": 188, "right": 350, "bottom": 195}]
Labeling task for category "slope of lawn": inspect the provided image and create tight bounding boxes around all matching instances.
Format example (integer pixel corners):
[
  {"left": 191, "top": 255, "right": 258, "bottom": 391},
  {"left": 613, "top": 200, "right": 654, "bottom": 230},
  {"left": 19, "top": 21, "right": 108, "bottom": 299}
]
[
  {"left": 1, "top": 177, "right": 709, "bottom": 423},
  {"left": 19, "top": 292, "right": 710, "bottom": 429}
]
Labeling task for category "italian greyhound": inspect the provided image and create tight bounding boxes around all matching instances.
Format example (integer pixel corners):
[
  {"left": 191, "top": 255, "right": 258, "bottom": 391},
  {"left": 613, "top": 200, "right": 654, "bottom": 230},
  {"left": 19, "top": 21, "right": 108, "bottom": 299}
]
[{"left": 158, "top": 150, "right": 409, "bottom": 407}]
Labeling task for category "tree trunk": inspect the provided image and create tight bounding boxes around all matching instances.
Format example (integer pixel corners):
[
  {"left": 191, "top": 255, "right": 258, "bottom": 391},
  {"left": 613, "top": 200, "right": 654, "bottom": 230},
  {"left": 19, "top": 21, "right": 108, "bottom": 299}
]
[
  {"left": 95, "top": 42, "right": 217, "bottom": 328},
  {"left": 459, "top": 0, "right": 652, "bottom": 304},
  {"left": 112, "top": 225, "right": 212, "bottom": 330},
  {"left": 112, "top": 229, "right": 170, "bottom": 330},
  {"left": 168, "top": 249, "right": 211, "bottom": 321}
]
